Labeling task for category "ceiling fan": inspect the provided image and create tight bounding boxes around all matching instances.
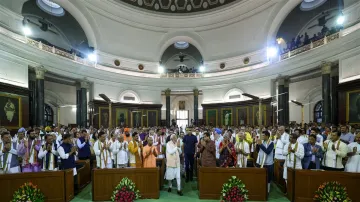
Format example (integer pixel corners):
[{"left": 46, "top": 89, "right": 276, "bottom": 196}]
[
  {"left": 308, "top": 11, "right": 335, "bottom": 30},
  {"left": 174, "top": 52, "right": 189, "bottom": 62}
]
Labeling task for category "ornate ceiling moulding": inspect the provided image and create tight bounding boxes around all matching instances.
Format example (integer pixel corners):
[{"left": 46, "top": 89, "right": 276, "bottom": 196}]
[
  {"left": 138, "top": 64, "right": 144, "bottom": 70},
  {"left": 114, "top": 59, "right": 121, "bottom": 66},
  {"left": 220, "top": 63, "right": 225, "bottom": 69},
  {"left": 115, "top": 0, "right": 237, "bottom": 14}
]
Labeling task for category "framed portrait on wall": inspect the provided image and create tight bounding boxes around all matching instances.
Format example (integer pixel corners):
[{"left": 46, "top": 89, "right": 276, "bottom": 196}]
[
  {"left": 116, "top": 108, "right": 128, "bottom": 127},
  {"left": 0, "top": 93, "right": 22, "bottom": 129},
  {"left": 131, "top": 110, "right": 142, "bottom": 128},
  {"left": 99, "top": 107, "right": 109, "bottom": 128},
  {"left": 205, "top": 109, "right": 217, "bottom": 126},
  {"left": 252, "top": 105, "right": 266, "bottom": 126},
  {"left": 147, "top": 110, "right": 158, "bottom": 127},
  {"left": 179, "top": 101, "right": 185, "bottom": 110},
  {"left": 236, "top": 107, "right": 249, "bottom": 126},
  {"left": 346, "top": 90, "right": 360, "bottom": 124},
  {"left": 221, "top": 108, "right": 232, "bottom": 126}
]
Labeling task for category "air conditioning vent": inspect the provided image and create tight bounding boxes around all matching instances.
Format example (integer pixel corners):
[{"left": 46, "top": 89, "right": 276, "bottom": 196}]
[
  {"left": 229, "top": 95, "right": 241, "bottom": 99},
  {"left": 124, "top": 96, "right": 135, "bottom": 101}
]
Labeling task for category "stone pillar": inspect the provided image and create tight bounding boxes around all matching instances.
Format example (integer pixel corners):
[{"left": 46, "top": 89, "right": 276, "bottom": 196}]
[
  {"left": 330, "top": 68, "right": 339, "bottom": 124},
  {"left": 57, "top": 107, "right": 61, "bottom": 126},
  {"left": 165, "top": 89, "right": 171, "bottom": 127},
  {"left": 28, "top": 72, "right": 37, "bottom": 127},
  {"left": 322, "top": 62, "right": 331, "bottom": 124},
  {"left": 193, "top": 89, "right": 199, "bottom": 126},
  {"left": 76, "top": 88, "right": 81, "bottom": 127},
  {"left": 284, "top": 80, "right": 290, "bottom": 125},
  {"left": 35, "top": 66, "right": 46, "bottom": 127},
  {"left": 277, "top": 78, "right": 285, "bottom": 125},
  {"left": 80, "top": 81, "right": 89, "bottom": 128}
]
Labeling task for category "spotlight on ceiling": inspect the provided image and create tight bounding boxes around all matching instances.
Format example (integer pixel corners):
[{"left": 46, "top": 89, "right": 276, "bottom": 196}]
[
  {"left": 199, "top": 65, "right": 205, "bottom": 72},
  {"left": 22, "top": 26, "right": 32, "bottom": 36},
  {"left": 87, "top": 53, "right": 97, "bottom": 62},
  {"left": 337, "top": 14, "right": 345, "bottom": 25},
  {"left": 267, "top": 46, "right": 278, "bottom": 59},
  {"left": 158, "top": 65, "right": 164, "bottom": 74}
]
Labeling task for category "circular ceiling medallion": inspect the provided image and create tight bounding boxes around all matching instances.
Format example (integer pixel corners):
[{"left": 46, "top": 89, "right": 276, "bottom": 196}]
[
  {"left": 114, "top": 59, "right": 120, "bottom": 66},
  {"left": 203, "top": 2, "right": 208, "bottom": 8},
  {"left": 219, "top": 0, "right": 225, "bottom": 4},
  {"left": 137, "top": 0, "right": 143, "bottom": 6},
  {"left": 220, "top": 63, "right": 226, "bottom": 69},
  {"left": 243, "top": 57, "right": 250, "bottom": 64},
  {"left": 171, "top": 5, "right": 176, "bottom": 11},
  {"left": 138, "top": 64, "right": 144, "bottom": 70},
  {"left": 154, "top": 3, "right": 159, "bottom": 10},
  {"left": 187, "top": 4, "right": 192, "bottom": 11},
  {"left": 174, "top": 41, "right": 189, "bottom": 49},
  {"left": 37, "top": 0, "right": 65, "bottom": 16}
]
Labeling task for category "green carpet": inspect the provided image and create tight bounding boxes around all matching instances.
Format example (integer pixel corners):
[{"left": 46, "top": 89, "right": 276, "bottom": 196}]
[{"left": 72, "top": 181, "right": 289, "bottom": 202}]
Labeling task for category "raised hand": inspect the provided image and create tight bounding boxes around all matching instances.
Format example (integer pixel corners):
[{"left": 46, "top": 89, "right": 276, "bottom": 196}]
[
  {"left": 47, "top": 144, "right": 52, "bottom": 151},
  {"left": 4, "top": 143, "right": 11, "bottom": 151},
  {"left": 311, "top": 147, "right": 318, "bottom": 153},
  {"left": 353, "top": 147, "right": 357, "bottom": 154},
  {"left": 332, "top": 144, "right": 336, "bottom": 151}
]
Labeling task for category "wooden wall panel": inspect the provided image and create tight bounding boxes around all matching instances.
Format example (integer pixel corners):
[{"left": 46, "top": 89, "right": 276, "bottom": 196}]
[
  {"left": 64, "top": 169, "right": 74, "bottom": 202},
  {"left": 0, "top": 171, "right": 66, "bottom": 202},
  {"left": 92, "top": 168, "right": 159, "bottom": 201},
  {"left": 198, "top": 167, "right": 267, "bottom": 201}
]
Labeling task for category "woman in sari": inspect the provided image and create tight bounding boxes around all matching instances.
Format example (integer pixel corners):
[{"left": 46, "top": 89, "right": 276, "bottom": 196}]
[{"left": 219, "top": 134, "right": 237, "bottom": 167}]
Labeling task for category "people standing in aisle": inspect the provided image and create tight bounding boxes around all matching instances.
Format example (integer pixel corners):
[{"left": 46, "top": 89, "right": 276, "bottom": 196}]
[
  {"left": 182, "top": 129, "right": 197, "bottom": 182},
  {"left": 165, "top": 134, "right": 183, "bottom": 196},
  {"left": 256, "top": 131, "right": 274, "bottom": 193},
  {"left": 197, "top": 132, "right": 216, "bottom": 167},
  {"left": 143, "top": 137, "right": 158, "bottom": 168}
]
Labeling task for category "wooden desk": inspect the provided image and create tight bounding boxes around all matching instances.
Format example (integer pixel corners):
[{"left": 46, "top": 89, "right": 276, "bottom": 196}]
[
  {"left": 292, "top": 170, "right": 360, "bottom": 202},
  {"left": 286, "top": 168, "right": 295, "bottom": 202},
  {"left": 0, "top": 170, "right": 74, "bottom": 202},
  {"left": 156, "top": 158, "right": 165, "bottom": 188},
  {"left": 274, "top": 159, "right": 286, "bottom": 192},
  {"left": 198, "top": 167, "right": 267, "bottom": 201},
  {"left": 92, "top": 168, "right": 160, "bottom": 201},
  {"left": 76, "top": 160, "right": 91, "bottom": 190}
]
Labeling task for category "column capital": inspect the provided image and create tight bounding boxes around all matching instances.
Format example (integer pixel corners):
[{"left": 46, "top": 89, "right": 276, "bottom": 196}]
[
  {"left": 193, "top": 88, "right": 199, "bottom": 96},
  {"left": 321, "top": 61, "right": 332, "bottom": 74},
  {"left": 80, "top": 80, "right": 90, "bottom": 89},
  {"left": 35, "top": 66, "right": 46, "bottom": 79},
  {"left": 165, "top": 88, "right": 171, "bottom": 96}
]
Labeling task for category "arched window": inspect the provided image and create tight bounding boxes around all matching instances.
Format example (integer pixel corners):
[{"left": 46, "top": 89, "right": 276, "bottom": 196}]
[
  {"left": 44, "top": 104, "right": 54, "bottom": 126},
  {"left": 313, "top": 101, "right": 323, "bottom": 123}
]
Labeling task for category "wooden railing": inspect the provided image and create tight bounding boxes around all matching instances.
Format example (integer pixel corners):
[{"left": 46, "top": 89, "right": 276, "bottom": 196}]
[{"left": 280, "top": 32, "right": 340, "bottom": 60}]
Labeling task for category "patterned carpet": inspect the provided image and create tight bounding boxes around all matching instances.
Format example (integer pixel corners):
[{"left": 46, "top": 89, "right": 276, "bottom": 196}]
[{"left": 72, "top": 181, "right": 290, "bottom": 202}]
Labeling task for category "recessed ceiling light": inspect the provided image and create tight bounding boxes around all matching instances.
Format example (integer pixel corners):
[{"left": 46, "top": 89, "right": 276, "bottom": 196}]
[
  {"left": 37, "top": 0, "right": 65, "bottom": 17},
  {"left": 174, "top": 41, "right": 189, "bottom": 49}
]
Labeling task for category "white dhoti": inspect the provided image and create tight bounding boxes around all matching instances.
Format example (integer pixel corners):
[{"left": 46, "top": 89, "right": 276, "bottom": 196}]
[
  {"left": 165, "top": 167, "right": 181, "bottom": 191},
  {"left": 345, "top": 155, "right": 360, "bottom": 173}
]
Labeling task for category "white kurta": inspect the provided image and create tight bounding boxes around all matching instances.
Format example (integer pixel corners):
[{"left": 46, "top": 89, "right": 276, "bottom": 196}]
[
  {"left": 110, "top": 140, "right": 128, "bottom": 166},
  {"left": 297, "top": 135, "right": 308, "bottom": 145},
  {"left": 38, "top": 143, "right": 59, "bottom": 171},
  {"left": 283, "top": 142, "right": 304, "bottom": 180},
  {"left": 94, "top": 141, "right": 112, "bottom": 169},
  {"left": 0, "top": 143, "right": 19, "bottom": 174},
  {"left": 322, "top": 140, "right": 348, "bottom": 169},
  {"left": 235, "top": 141, "right": 250, "bottom": 168},
  {"left": 165, "top": 142, "right": 182, "bottom": 180},
  {"left": 345, "top": 142, "right": 360, "bottom": 173}
]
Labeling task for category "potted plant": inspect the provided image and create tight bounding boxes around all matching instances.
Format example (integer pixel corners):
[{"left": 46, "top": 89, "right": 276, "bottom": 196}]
[
  {"left": 111, "top": 177, "right": 141, "bottom": 202},
  {"left": 12, "top": 182, "right": 45, "bottom": 202},
  {"left": 314, "top": 181, "right": 352, "bottom": 202},
  {"left": 220, "top": 176, "right": 249, "bottom": 202}
]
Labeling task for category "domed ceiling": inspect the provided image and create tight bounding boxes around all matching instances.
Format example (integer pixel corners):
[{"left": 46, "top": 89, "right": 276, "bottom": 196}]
[{"left": 114, "top": 0, "right": 237, "bottom": 14}]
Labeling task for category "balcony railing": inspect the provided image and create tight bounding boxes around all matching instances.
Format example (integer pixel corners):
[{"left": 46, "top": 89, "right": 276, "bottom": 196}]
[
  {"left": 280, "top": 32, "right": 340, "bottom": 60},
  {"left": 25, "top": 37, "right": 95, "bottom": 67},
  {"left": 160, "top": 72, "right": 203, "bottom": 78}
]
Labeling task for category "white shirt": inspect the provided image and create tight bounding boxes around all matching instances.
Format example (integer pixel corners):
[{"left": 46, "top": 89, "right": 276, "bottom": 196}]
[
  {"left": 38, "top": 143, "right": 59, "bottom": 171},
  {"left": 110, "top": 140, "right": 129, "bottom": 165},
  {"left": 322, "top": 140, "right": 348, "bottom": 169},
  {"left": 93, "top": 140, "right": 112, "bottom": 168},
  {"left": 283, "top": 142, "right": 304, "bottom": 180},
  {"left": 214, "top": 136, "right": 223, "bottom": 159},
  {"left": 235, "top": 141, "right": 250, "bottom": 168},
  {"left": 297, "top": 135, "right": 309, "bottom": 145},
  {"left": 345, "top": 142, "right": 360, "bottom": 173},
  {"left": 57, "top": 146, "right": 77, "bottom": 176},
  {"left": 274, "top": 139, "right": 285, "bottom": 160}
]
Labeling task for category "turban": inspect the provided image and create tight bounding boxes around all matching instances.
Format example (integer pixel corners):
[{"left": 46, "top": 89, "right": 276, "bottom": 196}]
[
  {"left": 45, "top": 126, "right": 52, "bottom": 132},
  {"left": 124, "top": 128, "right": 130, "bottom": 133},
  {"left": 18, "top": 127, "right": 26, "bottom": 133},
  {"left": 215, "top": 128, "right": 222, "bottom": 135}
]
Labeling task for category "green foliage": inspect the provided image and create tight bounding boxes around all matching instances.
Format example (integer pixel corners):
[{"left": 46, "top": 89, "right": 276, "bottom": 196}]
[
  {"left": 11, "top": 182, "right": 45, "bottom": 202},
  {"left": 220, "top": 176, "right": 248, "bottom": 202},
  {"left": 111, "top": 177, "right": 141, "bottom": 202},
  {"left": 314, "top": 181, "right": 352, "bottom": 202}
]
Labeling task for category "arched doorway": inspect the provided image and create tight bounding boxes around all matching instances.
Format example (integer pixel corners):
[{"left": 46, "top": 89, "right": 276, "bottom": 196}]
[
  {"left": 44, "top": 104, "right": 54, "bottom": 126},
  {"left": 313, "top": 101, "right": 323, "bottom": 123}
]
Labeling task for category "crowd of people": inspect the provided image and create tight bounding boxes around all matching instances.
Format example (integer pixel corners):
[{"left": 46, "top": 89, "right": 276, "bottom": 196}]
[{"left": 0, "top": 122, "right": 359, "bottom": 196}]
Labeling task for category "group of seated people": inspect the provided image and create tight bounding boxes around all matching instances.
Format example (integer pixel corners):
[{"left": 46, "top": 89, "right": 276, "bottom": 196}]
[{"left": 0, "top": 122, "right": 359, "bottom": 196}]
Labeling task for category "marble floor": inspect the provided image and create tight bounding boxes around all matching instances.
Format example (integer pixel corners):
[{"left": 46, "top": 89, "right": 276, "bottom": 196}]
[{"left": 72, "top": 181, "right": 290, "bottom": 202}]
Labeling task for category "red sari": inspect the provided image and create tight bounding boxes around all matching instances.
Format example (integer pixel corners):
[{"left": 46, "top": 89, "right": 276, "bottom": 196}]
[{"left": 219, "top": 142, "right": 237, "bottom": 167}]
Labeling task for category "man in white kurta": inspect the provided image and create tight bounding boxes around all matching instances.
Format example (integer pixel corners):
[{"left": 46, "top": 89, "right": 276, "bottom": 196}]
[
  {"left": 165, "top": 134, "right": 183, "bottom": 196},
  {"left": 235, "top": 133, "right": 250, "bottom": 168},
  {"left": 94, "top": 132, "right": 112, "bottom": 169},
  {"left": 283, "top": 133, "right": 304, "bottom": 183},
  {"left": 38, "top": 135, "right": 59, "bottom": 171},
  {"left": 345, "top": 134, "right": 360, "bottom": 172},
  {"left": 111, "top": 135, "right": 128, "bottom": 168},
  {"left": 322, "top": 131, "right": 348, "bottom": 171},
  {"left": 0, "top": 132, "right": 21, "bottom": 174}
]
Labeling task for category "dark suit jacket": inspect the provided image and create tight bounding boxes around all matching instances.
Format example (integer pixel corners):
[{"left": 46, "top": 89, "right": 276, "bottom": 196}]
[{"left": 302, "top": 143, "right": 323, "bottom": 169}]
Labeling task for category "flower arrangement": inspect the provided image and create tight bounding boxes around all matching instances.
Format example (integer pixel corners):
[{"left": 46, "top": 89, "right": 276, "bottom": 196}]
[
  {"left": 220, "top": 176, "right": 248, "bottom": 202},
  {"left": 111, "top": 177, "right": 141, "bottom": 202},
  {"left": 12, "top": 182, "right": 45, "bottom": 202},
  {"left": 314, "top": 181, "right": 352, "bottom": 202}
]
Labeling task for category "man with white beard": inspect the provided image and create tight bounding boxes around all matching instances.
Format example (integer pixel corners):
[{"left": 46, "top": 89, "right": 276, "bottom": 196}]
[{"left": 165, "top": 134, "right": 183, "bottom": 196}]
